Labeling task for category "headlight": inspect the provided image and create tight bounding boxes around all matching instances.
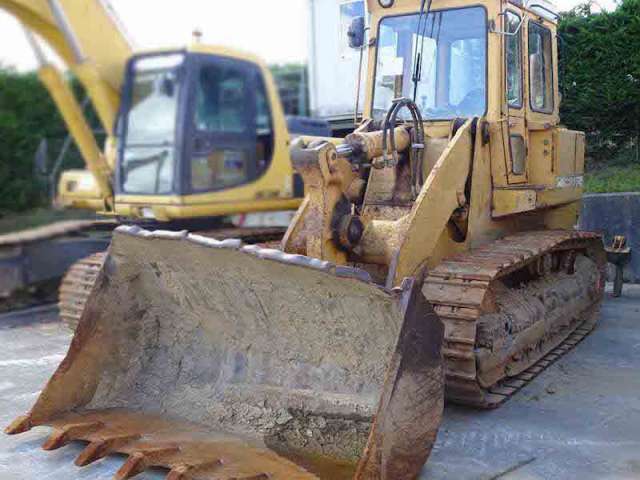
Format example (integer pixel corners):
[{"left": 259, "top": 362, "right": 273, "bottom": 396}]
[{"left": 379, "top": 0, "right": 394, "bottom": 7}]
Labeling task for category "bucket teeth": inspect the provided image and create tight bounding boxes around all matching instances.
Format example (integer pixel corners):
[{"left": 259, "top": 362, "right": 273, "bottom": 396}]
[
  {"left": 6, "top": 409, "right": 320, "bottom": 478},
  {"left": 166, "top": 460, "right": 223, "bottom": 480},
  {"left": 74, "top": 433, "right": 141, "bottom": 466},
  {"left": 42, "top": 421, "right": 104, "bottom": 450},
  {"left": 4, "top": 415, "right": 32, "bottom": 435},
  {"left": 114, "top": 452, "right": 147, "bottom": 480},
  {"left": 165, "top": 465, "right": 195, "bottom": 480},
  {"left": 224, "top": 476, "right": 269, "bottom": 480},
  {"left": 115, "top": 446, "right": 180, "bottom": 479}
]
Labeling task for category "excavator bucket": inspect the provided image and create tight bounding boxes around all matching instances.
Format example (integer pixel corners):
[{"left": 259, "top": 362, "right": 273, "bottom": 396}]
[{"left": 6, "top": 226, "right": 444, "bottom": 480}]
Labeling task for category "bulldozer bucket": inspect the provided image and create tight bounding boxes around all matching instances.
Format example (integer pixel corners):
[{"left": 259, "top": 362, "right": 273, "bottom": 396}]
[{"left": 6, "top": 226, "right": 444, "bottom": 480}]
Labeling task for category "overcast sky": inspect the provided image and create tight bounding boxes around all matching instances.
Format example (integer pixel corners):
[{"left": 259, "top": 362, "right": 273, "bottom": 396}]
[{"left": 0, "top": 0, "right": 617, "bottom": 72}]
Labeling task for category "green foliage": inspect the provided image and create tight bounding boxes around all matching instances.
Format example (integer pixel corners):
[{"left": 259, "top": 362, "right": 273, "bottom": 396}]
[
  {"left": 0, "top": 207, "right": 95, "bottom": 235},
  {"left": 585, "top": 163, "right": 640, "bottom": 192},
  {"left": 0, "top": 68, "right": 55, "bottom": 214},
  {"left": 559, "top": 0, "right": 640, "bottom": 166},
  {"left": 0, "top": 67, "right": 89, "bottom": 216}
]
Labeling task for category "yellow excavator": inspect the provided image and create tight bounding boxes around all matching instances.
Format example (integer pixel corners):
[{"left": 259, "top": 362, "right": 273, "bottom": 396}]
[
  {"left": 6, "top": 0, "right": 605, "bottom": 478},
  {"left": 0, "top": 0, "right": 314, "bottom": 316}
]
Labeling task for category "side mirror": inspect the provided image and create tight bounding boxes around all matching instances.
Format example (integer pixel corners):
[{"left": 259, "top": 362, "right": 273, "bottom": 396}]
[{"left": 348, "top": 16, "right": 366, "bottom": 49}]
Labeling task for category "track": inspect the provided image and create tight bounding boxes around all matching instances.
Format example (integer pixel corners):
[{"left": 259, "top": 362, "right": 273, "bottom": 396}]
[
  {"left": 58, "top": 253, "right": 106, "bottom": 331},
  {"left": 423, "top": 230, "right": 606, "bottom": 408},
  {"left": 59, "top": 226, "right": 287, "bottom": 330}
]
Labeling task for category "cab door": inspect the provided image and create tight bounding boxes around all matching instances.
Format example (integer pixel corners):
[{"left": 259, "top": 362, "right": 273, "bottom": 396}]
[
  {"left": 185, "top": 54, "right": 261, "bottom": 195},
  {"left": 525, "top": 17, "right": 558, "bottom": 185},
  {"left": 503, "top": 8, "right": 528, "bottom": 184}
]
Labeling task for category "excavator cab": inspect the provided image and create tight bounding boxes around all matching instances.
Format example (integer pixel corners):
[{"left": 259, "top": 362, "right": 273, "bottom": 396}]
[{"left": 112, "top": 47, "right": 302, "bottom": 221}]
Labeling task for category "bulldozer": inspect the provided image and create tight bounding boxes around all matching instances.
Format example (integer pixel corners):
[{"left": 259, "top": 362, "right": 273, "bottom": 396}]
[
  {"left": 6, "top": 0, "right": 606, "bottom": 478},
  {"left": 0, "top": 0, "right": 313, "bottom": 318}
]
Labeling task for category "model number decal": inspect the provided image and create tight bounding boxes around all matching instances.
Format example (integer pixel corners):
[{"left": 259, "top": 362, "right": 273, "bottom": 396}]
[{"left": 556, "top": 175, "right": 584, "bottom": 188}]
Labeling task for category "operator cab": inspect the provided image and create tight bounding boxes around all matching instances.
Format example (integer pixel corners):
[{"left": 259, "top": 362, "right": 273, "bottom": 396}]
[{"left": 115, "top": 51, "right": 274, "bottom": 197}]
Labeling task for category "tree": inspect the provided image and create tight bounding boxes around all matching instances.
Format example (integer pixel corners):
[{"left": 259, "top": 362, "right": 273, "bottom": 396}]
[
  {"left": 559, "top": 0, "right": 640, "bottom": 165},
  {"left": 0, "top": 67, "right": 88, "bottom": 215}
]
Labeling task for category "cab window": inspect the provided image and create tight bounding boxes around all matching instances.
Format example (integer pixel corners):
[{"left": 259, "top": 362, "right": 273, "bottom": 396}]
[
  {"left": 120, "top": 54, "right": 184, "bottom": 195},
  {"left": 506, "top": 11, "right": 523, "bottom": 108},
  {"left": 195, "top": 65, "right": 247, "bottom": 133},
  {"left": 373, "top": 6, "right": 487, "bottom": 120},
  {"left": 528, "top": 22, "right": 554, "bottom": 113}
]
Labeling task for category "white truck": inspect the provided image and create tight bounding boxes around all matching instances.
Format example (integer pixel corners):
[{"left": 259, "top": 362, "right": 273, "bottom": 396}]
[{"left": 307, "top": 0, "right": 366, "bottom": 133}]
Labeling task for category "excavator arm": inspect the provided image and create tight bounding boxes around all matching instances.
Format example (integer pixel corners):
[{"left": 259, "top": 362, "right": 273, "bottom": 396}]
[
  {"left": 1, "top": 0, "right": 133, "bottom": 206},
  {"left": 1, "top": 0, "right": 131, "bottom": 130}
]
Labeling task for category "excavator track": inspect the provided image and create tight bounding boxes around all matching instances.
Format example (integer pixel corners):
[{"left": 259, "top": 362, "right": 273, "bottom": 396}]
[
  {"left": 59, "top": 253, "right": 106, "bottom": 331},
  {"left": 423, "top": 230, "right": 606, "bottom": 409},
  {"left": 58, "top": 226, "right": 287, "bottom": 330}
]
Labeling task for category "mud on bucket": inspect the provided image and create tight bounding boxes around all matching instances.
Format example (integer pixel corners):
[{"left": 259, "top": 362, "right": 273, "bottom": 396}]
[{"left": 6, "top": 226, "right": 444, "bottom": 480}]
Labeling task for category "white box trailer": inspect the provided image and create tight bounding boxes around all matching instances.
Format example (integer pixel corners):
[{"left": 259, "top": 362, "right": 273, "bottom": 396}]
[{"left": 307, "top": 0, "right": 367, "bottom": 132}]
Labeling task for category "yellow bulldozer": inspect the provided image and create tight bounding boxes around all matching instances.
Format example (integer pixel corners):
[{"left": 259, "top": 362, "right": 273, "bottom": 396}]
[{"left": 6, "top": 0, "right": 605, "bottom": 478}]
